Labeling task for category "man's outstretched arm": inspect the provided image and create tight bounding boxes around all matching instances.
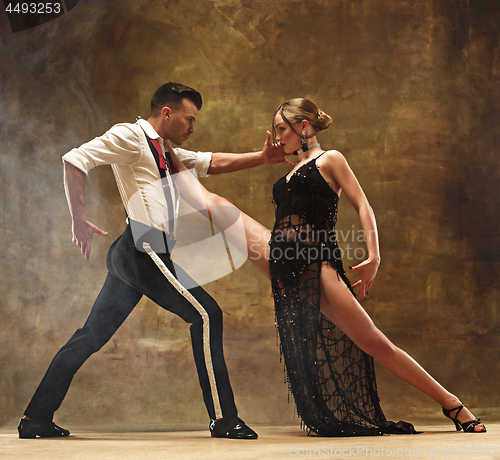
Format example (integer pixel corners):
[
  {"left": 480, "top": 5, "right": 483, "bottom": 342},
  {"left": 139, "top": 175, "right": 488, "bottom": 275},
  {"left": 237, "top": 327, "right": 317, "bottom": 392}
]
[
  {"left": 207, "top": 131, "right": 293, "bottom": 174},
  {"left": 63, "top": 161, "right": 108, "bottom": 260}
]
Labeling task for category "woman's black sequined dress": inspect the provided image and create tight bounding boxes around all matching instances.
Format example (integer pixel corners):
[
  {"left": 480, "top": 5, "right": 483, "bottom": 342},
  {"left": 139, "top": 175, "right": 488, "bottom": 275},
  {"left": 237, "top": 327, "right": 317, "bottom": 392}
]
[{"left": 270, "top": 153, "right": 416, "bottom": 436}]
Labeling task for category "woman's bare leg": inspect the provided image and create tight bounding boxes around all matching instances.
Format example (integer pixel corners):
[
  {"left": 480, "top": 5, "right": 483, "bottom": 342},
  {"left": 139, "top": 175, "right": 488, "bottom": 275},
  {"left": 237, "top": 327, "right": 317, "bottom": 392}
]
[
  {"left": 240, "top": 212, "right": 272, "bottom": 279},
  {"left": 204, "top": 194, "right": 271, "bottom": 278},
  {"left": 319, "top": 263, "right": 485, "bottom": 431},
  {"left": 215, "top": 190, "right": 485, "bottom": 431}
]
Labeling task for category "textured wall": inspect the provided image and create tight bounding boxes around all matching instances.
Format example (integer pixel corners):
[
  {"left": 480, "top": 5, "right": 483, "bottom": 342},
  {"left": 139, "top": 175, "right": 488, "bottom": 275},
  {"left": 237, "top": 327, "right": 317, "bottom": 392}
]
[{"left": 1, "top": 0, "right": 499, "bottom": 430}]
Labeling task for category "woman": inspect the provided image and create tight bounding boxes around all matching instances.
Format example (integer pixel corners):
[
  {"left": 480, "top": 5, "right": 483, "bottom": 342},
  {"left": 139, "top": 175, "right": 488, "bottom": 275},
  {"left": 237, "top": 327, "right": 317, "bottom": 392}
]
[{"left": 247, "top": 98, "right": 486, "bottom": 436}]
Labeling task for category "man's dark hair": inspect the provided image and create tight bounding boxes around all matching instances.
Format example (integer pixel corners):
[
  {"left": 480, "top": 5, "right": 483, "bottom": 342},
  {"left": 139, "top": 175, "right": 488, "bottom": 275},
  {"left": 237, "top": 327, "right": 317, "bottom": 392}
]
[{"left": 150, "top": 82, "right": 202, "bottom": 116}]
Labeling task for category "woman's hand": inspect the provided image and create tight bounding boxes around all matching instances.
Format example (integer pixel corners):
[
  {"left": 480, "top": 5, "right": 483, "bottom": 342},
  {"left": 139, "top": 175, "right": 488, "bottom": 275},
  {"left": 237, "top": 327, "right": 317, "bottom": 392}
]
[
  {"left": 349, "top": 256, "right": 380, "bottom": 299},
  {"left": 319, "top": 152, "right": 381, "bottom": 300}
]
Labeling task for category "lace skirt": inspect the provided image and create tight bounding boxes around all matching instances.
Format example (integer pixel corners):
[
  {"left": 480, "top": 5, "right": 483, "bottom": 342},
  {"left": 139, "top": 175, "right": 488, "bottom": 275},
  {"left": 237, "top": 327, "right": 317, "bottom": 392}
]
[{"left": 270, "top": 238, "right": 416, "bottom": 436}]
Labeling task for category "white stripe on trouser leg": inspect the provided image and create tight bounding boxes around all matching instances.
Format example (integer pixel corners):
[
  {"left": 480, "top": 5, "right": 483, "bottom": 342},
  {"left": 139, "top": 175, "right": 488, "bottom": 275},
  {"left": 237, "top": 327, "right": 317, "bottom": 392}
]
[{"left": 142, "top": 242, "right": 223, "bottom": 419}]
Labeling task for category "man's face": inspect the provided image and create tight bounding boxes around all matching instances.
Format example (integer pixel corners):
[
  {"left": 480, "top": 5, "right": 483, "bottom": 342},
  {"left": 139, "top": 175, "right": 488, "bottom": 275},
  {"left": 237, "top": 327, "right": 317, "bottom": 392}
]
[{"left": 165, "top": 98, "right": 198, "bottom": 146}]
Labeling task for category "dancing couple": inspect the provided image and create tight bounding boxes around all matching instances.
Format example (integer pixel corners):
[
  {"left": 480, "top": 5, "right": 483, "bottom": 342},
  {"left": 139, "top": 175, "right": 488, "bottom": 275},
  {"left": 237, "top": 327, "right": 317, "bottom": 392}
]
[{"left": 18, "top": 83, "right": 485, "bottom": 439}]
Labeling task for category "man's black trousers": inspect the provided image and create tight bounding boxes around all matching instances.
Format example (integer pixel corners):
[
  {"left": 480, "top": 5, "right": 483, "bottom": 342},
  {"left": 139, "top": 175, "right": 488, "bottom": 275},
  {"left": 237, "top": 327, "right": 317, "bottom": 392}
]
[{"left": 24, "top": 224, "right": 237, "bottom": 422}]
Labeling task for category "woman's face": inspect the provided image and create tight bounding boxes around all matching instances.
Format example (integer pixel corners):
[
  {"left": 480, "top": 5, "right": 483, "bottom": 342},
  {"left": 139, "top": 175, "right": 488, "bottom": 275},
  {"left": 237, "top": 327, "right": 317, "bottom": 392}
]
[{"left": 274, "top": 113, "right": 301, "bottom": 154}]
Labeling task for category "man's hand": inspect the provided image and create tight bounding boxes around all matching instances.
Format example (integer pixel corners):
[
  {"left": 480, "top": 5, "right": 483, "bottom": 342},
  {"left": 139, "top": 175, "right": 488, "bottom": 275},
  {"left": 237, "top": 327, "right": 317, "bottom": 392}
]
[
  {"left": 71, "top": 218, "right": 108, "bottom": 260},
  {"left": 262, "top": 131, "right": 294, "bottom": 166},
  {"left": 63, "top": 161, "right": 108, "bottom": 260}
]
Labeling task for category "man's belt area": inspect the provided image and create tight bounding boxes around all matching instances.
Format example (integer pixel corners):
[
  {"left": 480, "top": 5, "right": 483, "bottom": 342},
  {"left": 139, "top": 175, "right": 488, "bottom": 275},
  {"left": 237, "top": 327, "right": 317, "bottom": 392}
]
[{"left": 127, "top": 218, "right": 176, "bottom": 254}]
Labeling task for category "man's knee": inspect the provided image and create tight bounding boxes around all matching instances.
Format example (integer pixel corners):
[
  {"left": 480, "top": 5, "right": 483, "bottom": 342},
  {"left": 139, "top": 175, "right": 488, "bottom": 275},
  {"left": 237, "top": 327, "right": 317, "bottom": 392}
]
[
  {"left": 187, "top": 299, "right": 223, "bottom": 335},
  {"left": 200, "top": 300, "right": 223, "bottom": 324},
  {"left": 69, "top": 325, "right": 112, "bottom": 356},
  {"left": 189, "top": 287, "right": 223, "bottom": 320}
]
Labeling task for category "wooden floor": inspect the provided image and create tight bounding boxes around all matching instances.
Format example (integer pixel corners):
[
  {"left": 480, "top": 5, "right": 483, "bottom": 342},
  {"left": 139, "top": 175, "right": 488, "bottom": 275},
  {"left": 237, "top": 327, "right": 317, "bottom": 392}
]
[{"left": 2, "top": 422, "right": 499, "bottom": 459}]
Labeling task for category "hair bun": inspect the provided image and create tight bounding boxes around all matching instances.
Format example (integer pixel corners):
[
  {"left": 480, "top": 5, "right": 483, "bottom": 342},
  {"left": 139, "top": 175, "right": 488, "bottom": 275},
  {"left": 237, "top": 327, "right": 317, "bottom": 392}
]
[{"left": 316, "top": 109, "right": 333, "bottom": 132}]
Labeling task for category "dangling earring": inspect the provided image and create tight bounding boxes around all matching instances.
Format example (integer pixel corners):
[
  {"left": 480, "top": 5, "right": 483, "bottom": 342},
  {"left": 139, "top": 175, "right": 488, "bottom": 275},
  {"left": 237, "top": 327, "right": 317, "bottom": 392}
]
[{"left": 301, "top": 130, "right": 309, "bottom": 152}]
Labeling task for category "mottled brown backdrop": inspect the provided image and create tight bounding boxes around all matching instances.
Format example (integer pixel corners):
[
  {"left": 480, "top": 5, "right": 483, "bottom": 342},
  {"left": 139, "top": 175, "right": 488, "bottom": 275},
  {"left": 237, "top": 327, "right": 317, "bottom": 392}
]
[{"left": 1, "top": 0, "right": 499, "bottom": 431}]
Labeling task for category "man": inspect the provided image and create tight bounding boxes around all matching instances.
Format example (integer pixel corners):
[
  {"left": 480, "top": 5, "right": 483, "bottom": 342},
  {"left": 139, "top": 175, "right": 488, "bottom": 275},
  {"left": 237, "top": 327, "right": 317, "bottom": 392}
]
[{"left": 18, "top": 82, "right": 288, "bottom": 439}]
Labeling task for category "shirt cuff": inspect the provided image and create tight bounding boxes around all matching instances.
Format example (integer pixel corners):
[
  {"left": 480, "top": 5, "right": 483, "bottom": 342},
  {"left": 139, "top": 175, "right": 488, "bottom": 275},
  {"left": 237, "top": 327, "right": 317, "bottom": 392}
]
[
  {"left": 194, "top": 151, "right": 212, "bottom": 178},
  {"left": 62, "top": 149, "right": 94, "bottom": 175}
]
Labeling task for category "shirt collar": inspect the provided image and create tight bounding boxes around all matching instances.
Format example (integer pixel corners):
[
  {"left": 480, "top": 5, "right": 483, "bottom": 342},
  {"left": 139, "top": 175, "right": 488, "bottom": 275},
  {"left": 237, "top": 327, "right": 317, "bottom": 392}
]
[{"left": 136, "top": 118, "right": 164, "bottom": 145}]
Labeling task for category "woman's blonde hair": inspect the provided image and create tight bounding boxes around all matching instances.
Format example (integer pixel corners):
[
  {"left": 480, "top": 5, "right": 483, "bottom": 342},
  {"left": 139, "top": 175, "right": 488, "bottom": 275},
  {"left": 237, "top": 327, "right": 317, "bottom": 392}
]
[{"left": 272, "top": 98, "right": 332, "bottom": 141}]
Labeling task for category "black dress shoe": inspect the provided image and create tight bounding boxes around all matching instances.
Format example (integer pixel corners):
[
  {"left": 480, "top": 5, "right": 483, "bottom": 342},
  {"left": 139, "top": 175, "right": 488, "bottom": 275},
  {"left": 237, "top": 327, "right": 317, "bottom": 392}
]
[
  {"left": 18, "top": 418, "right": 70, "bottom": 438},
  {"left": 209, "top": 416, "right": 258, "bottom": 439}
]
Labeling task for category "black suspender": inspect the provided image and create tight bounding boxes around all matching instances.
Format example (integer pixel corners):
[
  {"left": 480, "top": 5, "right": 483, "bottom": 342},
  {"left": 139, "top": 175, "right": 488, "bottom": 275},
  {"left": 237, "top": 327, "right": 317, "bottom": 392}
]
[{"left": 142, "top": 131, "right": 176, "bottom": 234}]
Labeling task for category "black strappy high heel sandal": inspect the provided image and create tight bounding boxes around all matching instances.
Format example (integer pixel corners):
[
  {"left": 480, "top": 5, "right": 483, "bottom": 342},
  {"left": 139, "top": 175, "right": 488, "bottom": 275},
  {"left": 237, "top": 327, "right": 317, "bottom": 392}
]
[{"left": 442, "top": 404, "right": 486, "bottom": 433}]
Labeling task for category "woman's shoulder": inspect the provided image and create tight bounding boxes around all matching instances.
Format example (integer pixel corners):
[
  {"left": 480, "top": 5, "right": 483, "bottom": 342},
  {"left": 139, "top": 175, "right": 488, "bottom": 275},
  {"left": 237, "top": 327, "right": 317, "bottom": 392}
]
[
  {"left": 318, "top": 149, "right": 348, "bottom": 168},
  {"left": 316, "top": 150, "right": 353, "bottom": 186},
  {"left": 321, "top": 149, "right": 344, "bottom": 159}
]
